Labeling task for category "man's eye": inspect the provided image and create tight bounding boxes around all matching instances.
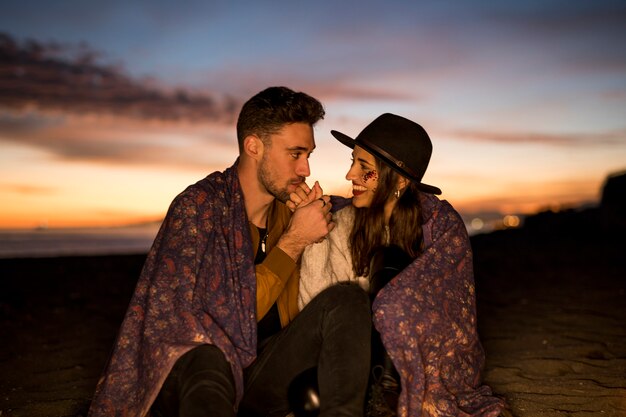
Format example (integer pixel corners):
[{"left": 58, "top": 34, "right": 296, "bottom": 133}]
[{"left": 291, "top": 153, "right": 301, "bottom": 159}]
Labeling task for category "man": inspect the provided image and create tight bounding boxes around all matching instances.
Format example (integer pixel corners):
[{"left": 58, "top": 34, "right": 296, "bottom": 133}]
[{"left": 87, "top": 86, "right": 371, "bottom": 417}]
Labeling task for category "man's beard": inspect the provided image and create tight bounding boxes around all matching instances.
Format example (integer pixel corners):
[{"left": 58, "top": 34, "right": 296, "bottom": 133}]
[{"left": 258, "top": 156, "right": 298, "bottom": 203}]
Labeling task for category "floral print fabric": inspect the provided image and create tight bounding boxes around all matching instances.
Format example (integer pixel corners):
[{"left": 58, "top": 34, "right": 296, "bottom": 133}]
[
  {"left": 300, "top": 194, "right": 505, "bottom": 416},
  {"left": 88, "top": 161, "right": 257, "bottom": 417}
]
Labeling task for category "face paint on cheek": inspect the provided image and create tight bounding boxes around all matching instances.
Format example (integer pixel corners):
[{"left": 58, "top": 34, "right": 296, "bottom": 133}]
[{"left": 362, "top": 170, "right": 378, "bottom": 183}]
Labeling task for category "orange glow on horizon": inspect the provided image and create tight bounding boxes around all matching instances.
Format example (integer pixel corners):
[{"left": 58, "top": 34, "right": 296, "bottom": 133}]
[
  {"left": 0, "top": 181, "right": 602, "bottom": 230},
  {"left": 1, "top": 101, "right": 621, "bottom": 230}
]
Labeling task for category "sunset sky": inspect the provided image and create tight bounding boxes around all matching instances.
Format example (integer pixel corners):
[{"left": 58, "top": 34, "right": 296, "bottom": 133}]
[{"left": 1, "top": 0, "right": 625, "bottom": 230}]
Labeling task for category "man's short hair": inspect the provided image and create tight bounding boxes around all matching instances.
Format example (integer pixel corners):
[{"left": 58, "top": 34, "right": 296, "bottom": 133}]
[{"left": 236, "top": 86, "right": 325, "bottom": 152}]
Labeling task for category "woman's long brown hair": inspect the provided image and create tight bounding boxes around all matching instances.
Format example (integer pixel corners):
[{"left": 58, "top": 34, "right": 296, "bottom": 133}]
[{"left": 350, "top": 159, "right": 424, "bottom": 277}]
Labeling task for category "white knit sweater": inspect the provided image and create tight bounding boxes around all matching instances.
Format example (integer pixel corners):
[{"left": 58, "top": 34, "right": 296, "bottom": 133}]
[{"left": 298, "top": 206, "right": 369, "bottom": 309}]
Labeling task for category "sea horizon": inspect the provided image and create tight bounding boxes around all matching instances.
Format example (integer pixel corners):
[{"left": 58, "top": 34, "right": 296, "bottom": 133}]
[
  {"left": 0, "top": 216, "right": 513, "bottom": 259},
  {"left": 0, "top": 223, "right": 162, "bottom": 259}
]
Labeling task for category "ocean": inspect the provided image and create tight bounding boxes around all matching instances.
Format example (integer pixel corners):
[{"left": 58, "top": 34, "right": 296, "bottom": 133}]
[
  {"left": 0, "top": 217, "right": 500, "bottom": 259},
  {"left": 0, "top": 223, "right": 162, "bottom": 258}
]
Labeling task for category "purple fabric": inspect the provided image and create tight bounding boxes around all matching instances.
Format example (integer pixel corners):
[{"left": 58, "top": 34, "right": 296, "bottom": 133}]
[
  {"left": 88, "top": 160, "right": 257, "bottom": 417},
  {"left": 361, "top": 193, "right": 505, "bottom": 416}
]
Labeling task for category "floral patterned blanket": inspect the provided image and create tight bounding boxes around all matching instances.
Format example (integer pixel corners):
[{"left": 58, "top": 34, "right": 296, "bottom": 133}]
[
  {"left": 300, "top": 194, "right": 506, "bottom": 416},
  {"left": 89, "top": 161, "right": 257, "bottom": 417}
]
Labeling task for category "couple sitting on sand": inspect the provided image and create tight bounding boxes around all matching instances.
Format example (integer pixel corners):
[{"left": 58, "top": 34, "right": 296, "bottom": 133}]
[{"left": 88, "top": 86, "right": 506, "bottom": 417}]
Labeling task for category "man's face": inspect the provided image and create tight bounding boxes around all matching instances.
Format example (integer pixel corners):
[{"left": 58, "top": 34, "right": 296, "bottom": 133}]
[{"left": 258, "top": 122, "right": 315, "bottom": 203}]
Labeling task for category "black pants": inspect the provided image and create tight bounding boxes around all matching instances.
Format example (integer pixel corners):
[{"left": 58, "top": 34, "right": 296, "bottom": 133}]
[{"left": 152, "top": 283, "right": 372, "bottom": 417}]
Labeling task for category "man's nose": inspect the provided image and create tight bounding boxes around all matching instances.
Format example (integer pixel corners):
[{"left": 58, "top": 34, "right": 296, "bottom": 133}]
[{"left": 296, "top": 159, "right": 311, "bottom": 177}]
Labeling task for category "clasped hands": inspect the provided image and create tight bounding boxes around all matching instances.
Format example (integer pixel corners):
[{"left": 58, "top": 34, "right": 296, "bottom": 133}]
[{"left": 276, "top": 181, "right": 335, "bottom": 261}]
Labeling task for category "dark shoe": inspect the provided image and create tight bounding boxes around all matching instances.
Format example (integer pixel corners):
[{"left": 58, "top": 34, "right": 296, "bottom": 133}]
[
  {"left": 365, "top": 364, "right": 400, "bottom": 417},
  {"left": 288, "top": 367, "right": 320, "bottom": 417},
  {"left": 366, "top": 246, "right": 407, "bottom": 417}
]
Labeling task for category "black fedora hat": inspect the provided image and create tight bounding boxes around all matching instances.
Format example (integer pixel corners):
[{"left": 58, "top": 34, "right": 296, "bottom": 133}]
[{"left": 331, "top": 113, "right": 442, "bottom": 195}]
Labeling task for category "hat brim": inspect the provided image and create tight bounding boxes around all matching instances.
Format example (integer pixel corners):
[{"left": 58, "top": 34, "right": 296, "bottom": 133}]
[{"left": 331, "top": 129, "right": 442, "bottom": 195}]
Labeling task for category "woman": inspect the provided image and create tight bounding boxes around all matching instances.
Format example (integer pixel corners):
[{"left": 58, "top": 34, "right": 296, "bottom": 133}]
[{"left": 294, "top": 114, "right": 506, "bottom": 417}]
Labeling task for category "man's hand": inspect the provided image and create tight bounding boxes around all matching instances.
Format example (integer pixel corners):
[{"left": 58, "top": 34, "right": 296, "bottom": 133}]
[{"left": 278, "top": 181, "right": 335, "bottom": 261}]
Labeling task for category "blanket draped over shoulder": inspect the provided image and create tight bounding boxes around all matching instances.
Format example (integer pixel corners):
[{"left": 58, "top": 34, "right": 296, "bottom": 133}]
[
  {"left": 89, "top": 161, "right": 257, "bottom": 417},
  {"left": 300, "top": 194, "right": 505, "bottom": 417}
]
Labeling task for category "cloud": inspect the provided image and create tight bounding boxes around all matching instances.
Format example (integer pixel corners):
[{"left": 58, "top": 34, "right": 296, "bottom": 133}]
[
  {"left": 0, "top": 32, "right": 243, "bottom": 168},
  {"left": 300, "top": 84, "right": 419, "bottom": 102},
  {"left": 453, "top": 128, "right": 626, "bottom": 147},
  {"left": 455, "top": 190, "right": 599, "bottom": 216},
  {"left": 0, "top": 110, "right": 237, "bottom": 168},
  {"left": 0, "top": 182, "right": 58, "bottom": 195},
  {"left": 0, "top": 32, "right": 240, "bottom": 122},
  {"left": 493, "top": 2, "right": 626, "bottom": 36},
  {"left": 483, "top": 2, "right": 626, "bottom": 73}
]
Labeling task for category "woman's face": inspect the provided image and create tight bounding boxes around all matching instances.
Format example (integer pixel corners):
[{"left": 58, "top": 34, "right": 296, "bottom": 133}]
[{"left": 346, "top": 145, "right": 379, "bottom": 208}]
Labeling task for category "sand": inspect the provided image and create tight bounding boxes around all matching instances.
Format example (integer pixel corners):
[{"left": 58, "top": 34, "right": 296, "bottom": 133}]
[
  {"left": 473, "top": 227, "right": 626, "bottom": 416},
  {"left": 1, "top": 220, "right": 625, "bottom": 417}
]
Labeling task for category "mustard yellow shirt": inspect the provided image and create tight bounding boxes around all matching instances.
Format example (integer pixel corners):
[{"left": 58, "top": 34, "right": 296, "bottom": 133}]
[{"left": 248, "top": 200, "right": 300, "bottom": 327}]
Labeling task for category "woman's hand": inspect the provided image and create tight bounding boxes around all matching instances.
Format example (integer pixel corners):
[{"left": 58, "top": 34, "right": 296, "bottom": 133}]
[{"left": 287, "top": 181, "right": 323, "bottom": 212}]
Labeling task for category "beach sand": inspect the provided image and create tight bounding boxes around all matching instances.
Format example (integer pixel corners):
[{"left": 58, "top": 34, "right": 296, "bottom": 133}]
[
  {"left": 1, "top": 216, "right": 625, "bottom": 417},
  {"left": 473, "top": 225, "right": 626, "bottom": 417}
]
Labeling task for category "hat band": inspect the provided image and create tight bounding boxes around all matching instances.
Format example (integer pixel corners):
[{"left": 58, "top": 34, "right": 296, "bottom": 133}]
[{"left": 361, "top": 139, "right": 421, "bottom": 181}]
